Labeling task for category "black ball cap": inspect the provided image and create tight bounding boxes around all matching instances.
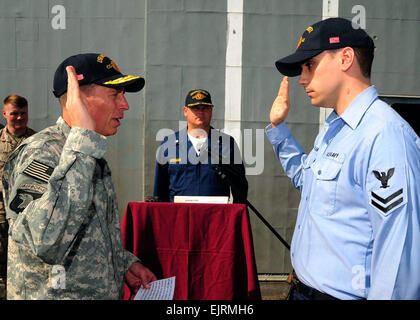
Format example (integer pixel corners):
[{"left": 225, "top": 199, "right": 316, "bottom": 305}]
[
  {"left": 185, "top": 89, "right": 214, "bottom": 108},
  {"left": 275, "top": 17, "right": 375, "bottom": 77},
  {"left": 53, "top": 53, "right": 145, "bottom": 98}
]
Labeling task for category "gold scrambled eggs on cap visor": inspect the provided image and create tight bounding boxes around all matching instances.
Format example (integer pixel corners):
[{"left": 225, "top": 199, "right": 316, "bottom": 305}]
[{"left": 98, "top": 74, "right": 145, "bottom": 92}]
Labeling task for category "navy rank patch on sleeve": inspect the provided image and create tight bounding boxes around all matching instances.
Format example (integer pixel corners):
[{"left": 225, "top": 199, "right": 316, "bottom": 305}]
[
  {"left": 369, "top": 167, "right": 407, "bottom": 216},
  {"left": 22, "top": 160, "right": 54, "bottom": 183}
]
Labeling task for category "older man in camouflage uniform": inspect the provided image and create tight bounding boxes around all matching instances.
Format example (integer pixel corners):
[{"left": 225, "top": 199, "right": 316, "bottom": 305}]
[
  {"left": 0, "top": 94, "right": 36, "bottom": 299},
  {"left": 2, "top": 53, "right": 156, "bottom": 299}
]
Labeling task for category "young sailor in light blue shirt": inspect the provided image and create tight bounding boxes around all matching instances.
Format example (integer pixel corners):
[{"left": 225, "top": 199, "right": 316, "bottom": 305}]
[{"left": 266, "top": 17, "right": 420, "bottom": 300}]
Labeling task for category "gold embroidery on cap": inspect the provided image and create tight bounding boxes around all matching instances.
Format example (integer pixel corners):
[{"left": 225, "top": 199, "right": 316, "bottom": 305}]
[
  {"left": 97, "top": 54, "right": 105, "bottom": 63},
  {"left": 189, "top": 90, "right": 207, "bottom": 96},
  {"left": 296, "top": 36, "right": 304, "bottom": 49},
  {"left": 111, "top": 61, "right": 120, "bottom": 73},
  {"left": 193, "top": 93, "right": 205, "bottom": 100},
  {"left": 103, "top": 75, "right": 140, "bottom": 85},
  {"left": 296, "top": 25, "right": 313, "bottom": 49},
  {"left": 187, "top": 102, "right": 213, "bottom": 107},
  {"left": 105, "top": 61, "right": 120, "bottom": 72}
]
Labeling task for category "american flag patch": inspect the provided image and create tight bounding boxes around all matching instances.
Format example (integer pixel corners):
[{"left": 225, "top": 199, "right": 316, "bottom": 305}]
[
  {"left": 329, "top": 36, "right": 340, "bottom": 44},
  {"left": 23, "top": 160, "right": 54, "bottom": 183}
]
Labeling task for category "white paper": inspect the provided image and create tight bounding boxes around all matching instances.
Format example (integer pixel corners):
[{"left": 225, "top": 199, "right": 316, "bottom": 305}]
[
  {"left": 174, "top": 196, "right": 229, "bottom": 204},
  {"left": 133, "top": 276, "right": 176, "bottom": 300}
]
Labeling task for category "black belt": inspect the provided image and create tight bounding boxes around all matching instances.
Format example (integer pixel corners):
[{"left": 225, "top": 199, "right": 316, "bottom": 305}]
[
  {"left": 293, "top": 278, "right": 339, "bottom": 300},
  {"left": 288, "top": 271, "right": 339, "bottom": 300}
]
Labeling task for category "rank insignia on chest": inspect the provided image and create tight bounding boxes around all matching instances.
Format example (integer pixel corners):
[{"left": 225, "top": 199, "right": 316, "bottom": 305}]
[{"left": 369, "top": 167, "right": 406, "bottom": 216}]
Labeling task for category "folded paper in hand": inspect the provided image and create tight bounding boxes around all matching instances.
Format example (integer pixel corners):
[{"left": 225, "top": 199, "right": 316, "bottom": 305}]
[{"left": 134, "top": 276, "right": 176, "bottom": 300}]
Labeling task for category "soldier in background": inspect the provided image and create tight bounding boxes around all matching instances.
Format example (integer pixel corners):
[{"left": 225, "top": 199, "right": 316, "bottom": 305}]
[
  {"left": 2, "top": 53, "right": 156, "bottom": 299},
  {"left": 0, "top": 94, "right": 36, "bottom": 299}
]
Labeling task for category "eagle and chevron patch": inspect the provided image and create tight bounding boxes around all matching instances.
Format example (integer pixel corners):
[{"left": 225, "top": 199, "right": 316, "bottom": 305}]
[{"left": 369, "top": 167, "right": 406, "bottom": 216}]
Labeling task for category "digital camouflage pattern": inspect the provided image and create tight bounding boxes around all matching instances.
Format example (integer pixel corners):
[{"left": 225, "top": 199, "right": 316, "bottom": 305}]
[
  {"left": 0, "top": 126, "right": 36, "bottom": 300},
  {"left": 2, "top": 117, "right": 139, "bottom": 299}
]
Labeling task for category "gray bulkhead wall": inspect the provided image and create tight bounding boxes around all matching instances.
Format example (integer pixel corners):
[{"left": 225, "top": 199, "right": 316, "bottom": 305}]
[
  {"left": 143, "top": 0, "right": 228, "bottom": 199},
  {"left": 339, "top": 0, "right": 420, "bottom": 95},
  {"left": 241, "top": 1, "right": 322, "bottom": 275},
  {"left": 1, "top": 0, "right": 419, "bottom": 275}
]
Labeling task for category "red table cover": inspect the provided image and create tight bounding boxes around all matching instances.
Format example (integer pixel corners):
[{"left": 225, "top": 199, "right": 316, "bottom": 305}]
[{"left": 121, "top": 202, "right": 261, "bottom": 300}]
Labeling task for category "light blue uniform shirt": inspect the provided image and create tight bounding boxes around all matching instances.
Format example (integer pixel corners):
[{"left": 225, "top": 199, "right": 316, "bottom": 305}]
[{"left": 266, "top": 86, "right": 420, "bottom": 299}]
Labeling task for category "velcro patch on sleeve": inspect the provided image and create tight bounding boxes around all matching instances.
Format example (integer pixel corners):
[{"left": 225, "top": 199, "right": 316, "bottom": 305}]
[
  {"left": 22, "top": 160, "right": 54, "bottom": 183},
  {"left": 9, "top": 188, "right": 45, "bottom": 214}
]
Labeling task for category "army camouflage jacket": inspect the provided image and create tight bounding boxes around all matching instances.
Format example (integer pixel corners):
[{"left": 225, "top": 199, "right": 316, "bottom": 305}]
[
  {"left": 2, "top": 117, "right": 139, "bottom": 299},
  {"left": 0, "top": 126, "right": 37, "bottom": 192}
]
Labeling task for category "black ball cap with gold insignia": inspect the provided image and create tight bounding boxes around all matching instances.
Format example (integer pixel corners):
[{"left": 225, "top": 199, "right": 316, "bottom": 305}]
[
  {"left": 53, "top": 53, "right": 145, "bottom": 98},
  {"left": 185, "top": 89, "right": 214, "bottom": 108},
  {"left": 275, "top": 17, "right": 374, "bottom": 77}
]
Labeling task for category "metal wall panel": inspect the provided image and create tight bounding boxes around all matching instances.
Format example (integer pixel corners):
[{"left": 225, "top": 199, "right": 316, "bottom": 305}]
[
  {"left": 339, "top": 0, "right": 420, "bottom": 95},
  {"left": 241, "top": 0, "right": 322, "bottom": 274},
  {"left": 143, "top": 1, "right": 228, "bottom": 197}
]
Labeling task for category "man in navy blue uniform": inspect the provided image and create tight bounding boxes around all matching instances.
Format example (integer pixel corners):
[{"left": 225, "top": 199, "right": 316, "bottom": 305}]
[
  {"left": 267, "top": 18, "right": 420, "bottom": 299},
  {"left": 154, "top": 89, "right": 248, "bottom": 203}
]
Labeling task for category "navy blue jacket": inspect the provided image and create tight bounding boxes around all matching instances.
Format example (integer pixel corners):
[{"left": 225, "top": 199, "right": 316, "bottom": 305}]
[{"left": 154, "top": 127, "right": 248, "bottom": 203}]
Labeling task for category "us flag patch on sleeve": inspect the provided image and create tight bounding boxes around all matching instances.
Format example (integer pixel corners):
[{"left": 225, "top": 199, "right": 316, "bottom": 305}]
[{"left": 23, "top": 160, "right": 54, "bottom": 183}]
